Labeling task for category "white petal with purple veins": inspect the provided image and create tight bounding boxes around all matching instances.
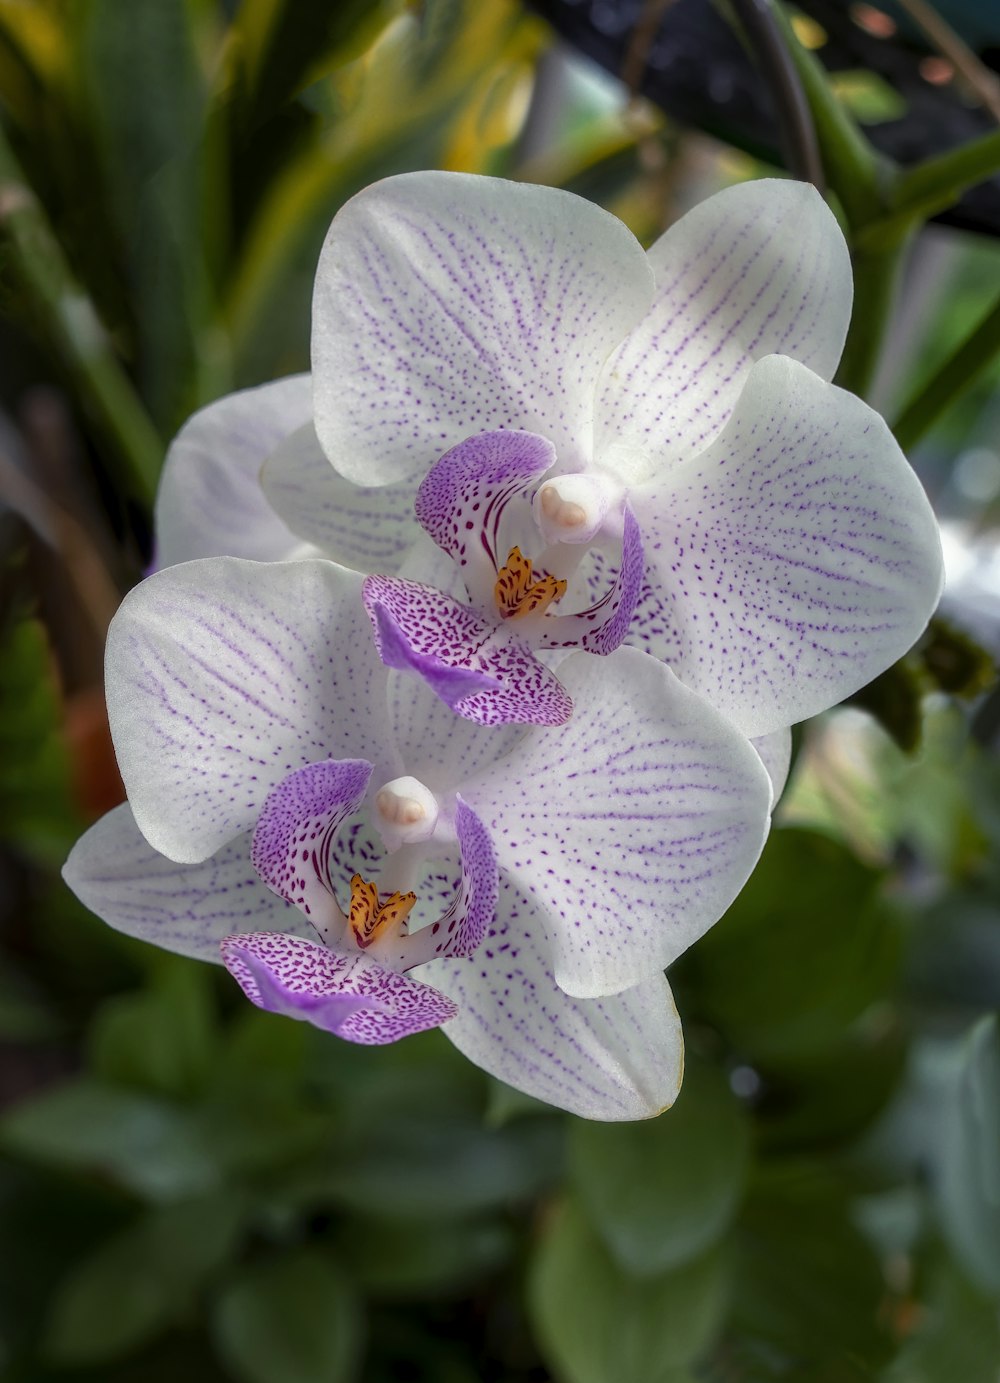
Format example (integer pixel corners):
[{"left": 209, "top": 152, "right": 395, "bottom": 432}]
[
  {"left": 262, "top": 424, "right": 421, "bottom": 572},
  {"left": 363, "top": 574, "right": 573, "bottom": 727},
  {"left": 595, "top": 180, "right": 852, "bottom": 480},
  {"left": 429, "top": 869, "right": 684, "bottom": 1121},
  {"left": 106, "top": 557, "right": 398, "bottom": 864},
  {"left": 221, "top": 932, "right": 457, "bottom": 1043},
  {"left": 62, "top": 804, "right": 303, "bottom": 961},
  {"left": 154, "top": 376, "right": 311, "bottom": 568},
  {"left": 312, "top": 171, "right": 654, "bottom": 485},
  {"left": 752, "top": 728, "right": 793, "bottom": 805},
  {"left": 629, "top": 355, "right": 944, "bottom": 738},
  {"left": 461, "top": 649, "right": 772, "bottom": 998},
  {"left": 387, "top": 670, "right": 523, "bottom": 792}
]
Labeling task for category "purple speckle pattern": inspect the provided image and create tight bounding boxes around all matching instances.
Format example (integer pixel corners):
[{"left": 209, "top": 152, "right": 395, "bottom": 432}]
[
  {"left": 105, "top": 557, "right": 397, "bottom": 864},
  {"left": 403, "top": 797, "right": 498, "bottom": 967},
  {"left": 414, "top": 429, "right": 555, "bottom": 576},
  {"left": 250, "top": 759, "right": 373, "bottom": 918},
  {"left": 460, "top": 647, "right": 772, "bottom": 998},
  {"left": 362, "top": 574, "right": 573, "bottom": 727},
  {"left": 540, "top": 503, "right": 644, "bottom": 656},
  {"left": 221, "top": 932, "right": 458, "bottom": 1043},
  {"left": 261, "top": 423, "right": 422, "bottom": 571},
  {"left": 311, "top": 171, "right": 653, "bottom": 484},
  {"left": 627, "top": 355, "right": 944, "bottom": 738},
  {"left": 428, "top": 868, "right": 683, "bottom": 1120},
  {"left": 154, "top": 375, "right": 311, "bottom": 570},
  {"left": 596, "top": 179, "right": 852, "bottom": 473},
  {"left": 62, "top": 803, "right": 306, "bottom": 961}
]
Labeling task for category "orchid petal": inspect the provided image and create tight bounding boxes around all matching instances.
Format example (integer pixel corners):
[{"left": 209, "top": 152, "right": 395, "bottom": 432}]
[
  {"left": 415, "top": 429, "right": 555, "bottom": 602},
  {"left": 429, "top": 869, "right": 683, "bottom": 1120},
  {"left": 540, "top": 503, "right": 644, "bottom": 655},
  {"left": 387, "top": 670, "right": 523, "bottom": 791},
  {"left": 312, "top": 171, "right": 654, "bottom": 485},
  {"left": 106, "top": 557, "right": 397, "bottom": 864},
  {"left": 363, "top": 575, "right": 573, "bottom": 726},
  {"left": 221, "top": 932, "right": 457, "bottom": 1043},
  {"left": 752, "top": 728, "right": 792, "bottom": 805},
  {"left": 154, "top": 376, "right": 310, "bottom": 568},
  {"left": 462, "top": 649, "right": 772, "bottom": 998},
  {"left": 630, "top": 355, "right": 944, "bottom": 738},
  {"left": 596, "top": 180, "right": 852, "bottom": 480},
  {"left": 402, "top": 797, "right": 498, "bottom": 967},
  {"left": 251, "top": 759, "right": 373, "bottom": 930},
  {"left": 62, "top": 804, "right": 303, "bottom": 961},
  {"left": 261, "top": 423, "right": 421, "bottom": 572}
]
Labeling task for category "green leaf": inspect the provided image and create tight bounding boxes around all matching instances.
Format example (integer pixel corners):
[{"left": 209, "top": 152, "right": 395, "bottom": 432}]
[
  {"left": 529, "top": 1198, "right": 726, "bottom": 1383},
  {"left": 335, "top": 1213, "right": 514, "bottom": 1297},
  {"left": 0, "top": 1080, "right": 222, "bottom": 1200},
  {"left": 937, "top": 1015, "right": 1000, "bottom": 1292},
  {"left": 211, "top": 1248, "right": 362, "bottom": 1383},
  {"left": 75, "top": 0, "right": 226, "bottom": 431},
  {"left": 88, "top": 959, "right": 218, "bottom": 1099},
  {"left": 0, "top": 612, "right": 81, "bottom": 864},
  {"left": 569, "top": 1059, "right": 750, "bottom": 1274},
  {"left": 728, "top": 1165, "right": 892, "bottom": 1374},
  {"left": 317, "top": 1115, "right": 562, "bottom": 1219},
  {"left": 44, "top": 1192, "right": 246, "bottom": 1365},
  {"left": 682, "top": 829, "right": 900, "bottom": 1061},
  {"left": 884, "top": 1247, "right": 1000, "bottom": 1383}
]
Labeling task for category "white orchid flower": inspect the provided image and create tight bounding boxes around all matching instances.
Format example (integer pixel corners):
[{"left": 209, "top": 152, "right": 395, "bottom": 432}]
[
  {"left": 153, "top": 374, "right": 421, "bottom": 576},
  {"left": 63, "top": 556, "right": 772, "bottom": 1119},
  {"left": 297, "top": 171, "right": 943, "bottom": 741}
]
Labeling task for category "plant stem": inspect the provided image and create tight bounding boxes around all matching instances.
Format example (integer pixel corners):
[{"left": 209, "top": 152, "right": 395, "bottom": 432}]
[
  {"left": 0, "top": 127, "right": 163, "bottom": 510},
  {"left": 835, "top": 230, "right": 915, "bottom": 400},
  {"left": 770, "top": 1, "right": 887, "bottom": 228},
  {"left": 892, "top": 291, "right": 1000, "bottom": 452},
  {"left": 727, "top": 0, "right": 824, "bottom": 190},
  {"left": 891, "top": 127, "right": 1000, "bottom": 224}
]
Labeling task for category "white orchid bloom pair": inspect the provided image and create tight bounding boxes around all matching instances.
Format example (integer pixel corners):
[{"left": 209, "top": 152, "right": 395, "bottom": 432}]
[{"left": 65, "top": 171, "right": 943, "bottom": 1121}]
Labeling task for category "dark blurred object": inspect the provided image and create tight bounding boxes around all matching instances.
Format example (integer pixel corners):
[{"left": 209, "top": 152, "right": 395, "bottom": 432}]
[{"left": 527, "top": 0, "right": 1000, "bottom": 236}]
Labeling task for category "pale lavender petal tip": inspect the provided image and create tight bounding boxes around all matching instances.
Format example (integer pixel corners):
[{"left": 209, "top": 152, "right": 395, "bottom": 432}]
[
  {"left": 363, "top": 574, "right": 572, "bottom": 727},
  {"left": 251, "top": 759, "right": 374, "bottom": 912},
  {"left": 415, "top": 429, "right": 556, "bottom": 568},
  {"left": 221, "top": 932, "right": 457, "bottom": 1044}
]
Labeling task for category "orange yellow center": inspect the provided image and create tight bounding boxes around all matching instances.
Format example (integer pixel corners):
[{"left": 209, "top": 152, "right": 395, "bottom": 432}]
[
  {"left": 494, "top": 546, "right": 567, "bottom": 620},
  {"left": 348, "top": 874, "right": 417, "bottom": 949}
]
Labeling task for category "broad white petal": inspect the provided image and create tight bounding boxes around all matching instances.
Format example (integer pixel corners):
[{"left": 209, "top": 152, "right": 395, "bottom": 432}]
[
  {"left": 631, "top": 355, "right": 945, "bottom": 738},
  {"left": 461, "top": 649, "right": 772, "bottom": 998},
  {"left": 62, "top": 804, "right": 303, "bottom": 960},
  {"left": 429, "top": 869, "right": 684, "bottom": 1121},
  {"left": 752, "top": 728, "right": 793, "bottom": 805},
  {"left": 154, "top": 376, "right": 310, "bottom": 567},
  {"left": 312, "top": 171, "right": 654, "bottom": 485},
  {"left": 261, "top": 424, "right": 421, "bottom": 572},
  {"left": 388, "top": 670, "right": 523, "bottom": 792},
  {"left": 596, "top": 180, "right": 852, "bottom": 480},
  {"left": 105, "top": 557, "right": 399, "bottom": 864}
]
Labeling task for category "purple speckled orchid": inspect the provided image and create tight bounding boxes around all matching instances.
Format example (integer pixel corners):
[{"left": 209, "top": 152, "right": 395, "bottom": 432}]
[
  {"left": 305, "top": 171, "right": 943, "bottom": 739},
  {"left": 63, "top": 555, "right": 773, "bottom": 1119}
]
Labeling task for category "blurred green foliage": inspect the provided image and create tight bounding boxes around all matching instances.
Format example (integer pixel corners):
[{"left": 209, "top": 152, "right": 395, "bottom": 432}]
[{"left": 1, "top": 0, "right": 1000, "bottom": 1380}]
